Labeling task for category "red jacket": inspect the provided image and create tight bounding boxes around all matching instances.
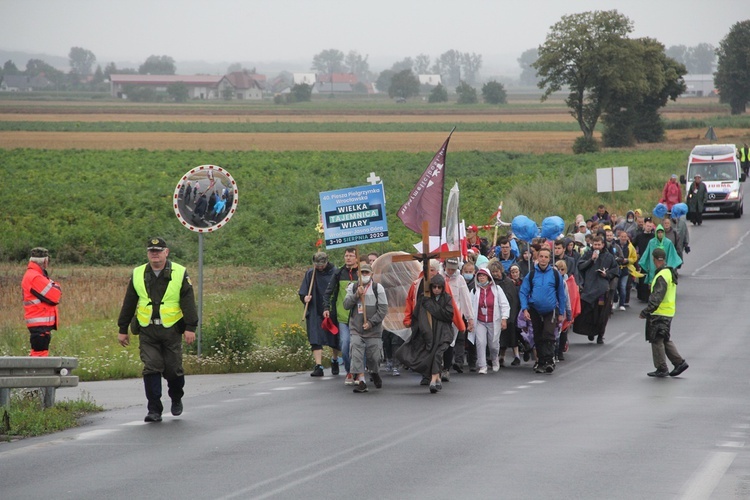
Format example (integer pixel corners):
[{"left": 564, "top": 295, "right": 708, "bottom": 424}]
[
  {"left": 661, "top": 180, "right": 682, "bottom": 210},
  {"left": 22, "top": 262, "right": 61, "bottom": 330}
]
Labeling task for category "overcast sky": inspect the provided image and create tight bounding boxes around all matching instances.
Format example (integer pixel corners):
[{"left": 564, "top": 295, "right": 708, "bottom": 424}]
[{"left": 1, "top": 0, "right": 745, "bottom": 74}]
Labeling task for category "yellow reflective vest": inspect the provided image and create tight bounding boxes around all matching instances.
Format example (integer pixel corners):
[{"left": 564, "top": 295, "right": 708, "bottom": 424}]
[
  {"left": 133, "top": 263, "right": 185, "bottom": 327},
  {"left": 651, "top": 267, "right": 676, "bottom": 317}
]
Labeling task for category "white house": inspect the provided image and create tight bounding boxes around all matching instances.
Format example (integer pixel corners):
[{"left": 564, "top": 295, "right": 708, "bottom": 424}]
[{"left": 419, "top": 74, "right": 442, "bottom": 86}]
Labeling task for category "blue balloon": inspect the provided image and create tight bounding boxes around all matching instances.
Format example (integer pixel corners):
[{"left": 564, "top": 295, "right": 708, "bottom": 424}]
[
  {"left": 653, "top": 203, "right": 668, "bottom": 219},
  {"left": 540, "top": 216, "right": 565, "bottom": 240},
  {"left": 511, "top": 215, "right": 539, "bottom": 242},
  {"left": 671, "top": 203, "right": 688, "bottom": 219}
]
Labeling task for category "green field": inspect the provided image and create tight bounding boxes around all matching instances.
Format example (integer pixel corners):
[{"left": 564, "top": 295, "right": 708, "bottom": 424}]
[{"left": 1, "top": 148, "right": 687, "bottom": 266}]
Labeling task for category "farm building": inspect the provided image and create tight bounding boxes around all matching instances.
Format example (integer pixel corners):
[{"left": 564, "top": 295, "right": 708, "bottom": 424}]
[
  {"left": 110, "top": 74, "right": 224, "bottom": 99},
  {"left": 219, "top": 71, "right": 264, "bottom": 100},
  {"left": 682, "top": 74, "right": 716, "bottom": 97}
]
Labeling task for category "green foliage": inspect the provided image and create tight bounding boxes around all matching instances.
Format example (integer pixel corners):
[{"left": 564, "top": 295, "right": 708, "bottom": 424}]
[
  {"left": 291, "top": 83, "right": 313, "bottom": 102},
  {"left": 388, "top": 69, "right": 420, "bottom": 99},
  {"left": 311, "top": 49, "right": 345, "bottom": 73},
  {"left": 168, "top": 82, "right": 189, "bottom": 103},
  {"left": 69, "top": 46, "right": 96, "bottom": 76},
  {"left": 270, "top": 322, "right": 308, "bottom": 352},
  {"left": 572, "top": 136, "right": 601, "bottom": 154},
  {"left": 138, "top": 55, "right": 176, "bottom": 75},
  {"left": 456, "top": 81, "right": 478, "bottom": 104},
  {"left": 715, "top": 20, "right": 750, "bottom": 115},
  {"left": 428, "top": 83, "right": 448, "bottom": 103},
  {"left": 482, "top": 80, "right": 507, "bottom": 105},
  {"left": 124, "top": 84, "right": 158, "bottom": 102},
  {"left": 191, "top": 310, "right": 257, "bottom": 358},
  {"left": 1, "top": 391, "right": 102, "bottom": 438}
]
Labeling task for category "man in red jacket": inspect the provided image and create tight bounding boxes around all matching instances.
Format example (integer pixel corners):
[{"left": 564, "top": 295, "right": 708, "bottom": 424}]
[{"left": 21, "top": 247, "right": 62, "bottom": 357}]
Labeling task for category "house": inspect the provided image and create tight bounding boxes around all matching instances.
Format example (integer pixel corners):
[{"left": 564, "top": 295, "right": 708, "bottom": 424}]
[
  {"left": 418, "top": 74, "right": 442, "bottom": 87},
  {"left": 0, "top": 74, "right": 52, "bottom": 91},
  {"left": 315, "top": 73, "right": 359, "bottom": 93},
  {"left": 293, "top": 73, "right": 316, "bottom": 86},
  {"left": 682, "top": 74, "right": 716, "bottom": 97},
  {"left": 219, "top": 71, "right": 264, "bottom": 100},
  {"left": 109, "top": 74, "right": 224, "bottom": 99}
]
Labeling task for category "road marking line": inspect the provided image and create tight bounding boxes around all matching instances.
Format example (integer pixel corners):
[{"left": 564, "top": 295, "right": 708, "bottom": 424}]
[
  {"left": 692, "top": 229, "right": 750, "bottom": 276},
  {"left": 725, "top": 432, "right": 746, "bottom": 438},
  {"left": 76, "top": 429, "right": 119, "bottom": 439},
  {"left": 732, "top": 423, "right": 750, "bottom": 429},
  {"left": 295, "top": 382, "right": 314, "bottom": 385},
  {"left": 121, "top": 421, "right": 148, "bottom": 426},
  {"left": 222, "top": 398, "right": 245, "bottom": 403},
  {"left": 515, "top": 385, "right": 530, "bottom": 389},
  {"left": 253, "top": 392, "right": 271, "bottom": 396},
  {"left": 680, "top": 451, "right": 736, "bottom": 500},
  {"left": 502, "top": 391, "right": 517, "bottom": 395},
  {"left": 529, "top": 380, "right": 545, "bottom": 384},
  {"left": 271, "top": 387, "right": 296, "bottom": 391},
  {"left": 716, "top": 441, "right": 744, "bottom": 448}
]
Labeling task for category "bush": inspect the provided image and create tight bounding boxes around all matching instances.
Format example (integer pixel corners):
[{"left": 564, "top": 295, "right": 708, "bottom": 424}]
[
  {"left": 572, "top": 136, "right": 601, "bottom": 154},
  {"left": 428, "top": 84, "right": 449, "bottom": 103},
  {"left": 190, "top": 310, "right": 258, "bottom": 357},
  {"left": 456, "top": 81, "right": 478, "bottom": 104},
  {"left": 482, "top": 80, "right": 507, "bottom": 105},
  {"left": 270, "top": 322, "right": 308, "bottom": 352}
]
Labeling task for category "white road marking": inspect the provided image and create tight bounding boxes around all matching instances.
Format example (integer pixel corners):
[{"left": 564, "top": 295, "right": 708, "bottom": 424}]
[
  {"left": 692, "top": 229, "right": 750, "bottom": 275},
  {"left": 222, "top": 399, "right": 245, "bottom": 403},
  {"left": 254, "top": 392, "right": 271, "bottom": 396},
  {"left": 732, "top": 423, "right": 750, "bottom": 429},
  {"left": 529, "top": 380, "right": 545, "bottom": 384},
  {"left": 716, "top": 441, "right": 744, "bottom": 448},
  {"left": 76, "top": 429, "right": 119, "bottom": 439},
  {"left": 121, "top": 421, "right": 149, "bottom": 426},
  {"left": 296, "top": 382, "right": 314, "bottom": 385},
  {"left": 679, "top": 451, "right": 736, "bottom": 500},
  {"left": 271, "top": 387, "right": 296, "bottom": 391},
  {"left": 502, "top": 391, "right": 517, "bottom": 395},
  {"left": 515, "top": 385, "right": 530, "bottom": 389}
]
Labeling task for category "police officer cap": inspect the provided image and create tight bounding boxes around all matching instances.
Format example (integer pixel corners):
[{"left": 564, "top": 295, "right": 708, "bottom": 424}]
[
  {"left": 147, "top": 237, "right": 167, "bottom": 250},
  {"left": 652, "top": 248, "right": 666, "bottom": 261},
  {"left": 30, "top": 247, "right": 49, "bottom": 258}
]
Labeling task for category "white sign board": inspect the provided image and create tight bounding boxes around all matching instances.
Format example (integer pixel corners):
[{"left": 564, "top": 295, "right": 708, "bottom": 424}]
[{"left": 596, "top": 167, "right": 629, "bottom": 192}]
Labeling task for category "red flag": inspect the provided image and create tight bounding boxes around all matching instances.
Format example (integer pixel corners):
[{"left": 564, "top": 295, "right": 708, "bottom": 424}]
[{"left": 397, "top": 132, "right": 453, "bottom": 236}]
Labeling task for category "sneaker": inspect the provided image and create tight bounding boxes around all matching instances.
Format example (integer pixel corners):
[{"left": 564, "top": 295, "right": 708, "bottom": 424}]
[
  {"left": 534, "top": 363, "right": 544, "bottom": 374},
  {"left": 436, "top": 380, "right": 443, "bottom": 391},
  {"left": 619, "top": 306, "right": 626, "bottom": 311},
  {"left": 469, "top": 365, "right": 477, "bottom": 372},
  {"left": 330, "top": 359, "right": 340, "bottom": 376},
  {"left": 344, "top": 373, "right": 355, "bottom": 385},
  {"left": 545, "top": 363, "right": 555, "bottom": 374},
  {"left": 441, "top": 370, "right": 450, "bottom": 382},
  {"left": 429, "top": 383, "right": 438, "bottom": 394},
  {"left": 596, "top": 337, "right": 604, "bottom": 345},
  {"left": 452, "top": 363, "right": 464, "bottom": 374},
  {"left": 384, "top": 360, "right": 393, "bottom": 372},
  {"left": 310, "top": 364, "right": 324, "bottom": 377},
  {"left": 492, "top": 360, "right": 500, "bottom": 373},
  {"left": 353, "top": 379, "right": 368, "bottom": 393},
  {"left": 523, "top": 351, "right": 531, "bottom": 362},
  {"left": 420, "top": 376, "right": 430, "bottom": 386},
  {"left": 478, "top": 367, "right": 488, "bottom": 375},
  {"left": 669, "top": 361, "right": 689, "bottom": 377},
  {"left": 647, "top": 370, "right": 669, "bottom": 378},
  {"left": 171, "top": 400, "right": 183, "bottom": 416},
  {"left": 511, "top": 357, "right": 521, "bottom": 366},
  {"left": 392, "top": 366, "right": 401, "bottom": 377},
  {"left": 370, "top": 372, "right": 383, "bottom": 389},
  {"left": 144, "top": 412, "right": 162, "bottom": 423}
]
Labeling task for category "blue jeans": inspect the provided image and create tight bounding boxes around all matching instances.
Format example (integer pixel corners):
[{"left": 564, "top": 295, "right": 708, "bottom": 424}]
[
  {"left": 338, "top": 322, "right": 351, "bottom": 373},
  {"left": 617, "top": 270, "right": 630, "bottom": 307}
]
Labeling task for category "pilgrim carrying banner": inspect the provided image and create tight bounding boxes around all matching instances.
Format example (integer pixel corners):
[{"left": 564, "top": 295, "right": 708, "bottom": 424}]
[{"left": 319, "top": 184, "right": 389, "bottom": 249}]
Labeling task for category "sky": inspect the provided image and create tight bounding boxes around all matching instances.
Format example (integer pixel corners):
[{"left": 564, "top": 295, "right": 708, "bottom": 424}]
[{"left": 0, "top": 0, "right": 745, "bottom": 76}]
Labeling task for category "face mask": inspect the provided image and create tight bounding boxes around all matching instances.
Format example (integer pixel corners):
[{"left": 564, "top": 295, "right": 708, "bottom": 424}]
[
  {"left": 360, "top": 275, "right": 371, "bottom": 285},
  {"left": 463, "top": 273, "right": 474, "bottom": 281},
  {"left": 477, "top": 279, "right": 489, "bottom": 288}
]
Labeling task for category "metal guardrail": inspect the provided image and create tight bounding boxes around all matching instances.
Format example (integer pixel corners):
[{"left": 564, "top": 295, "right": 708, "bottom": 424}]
[{"left": 0, "top": 357, "right": 79, "bottom": 408}]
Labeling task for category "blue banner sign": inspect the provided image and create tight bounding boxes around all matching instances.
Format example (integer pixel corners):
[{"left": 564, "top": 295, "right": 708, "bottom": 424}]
[{"left": 320, "top": 184, "right": 389, "bottom": 248}]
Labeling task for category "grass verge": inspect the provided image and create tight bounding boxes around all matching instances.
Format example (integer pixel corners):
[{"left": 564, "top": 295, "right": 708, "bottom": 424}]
[{"left": 1, "top": 390, "right": 103, "bottom": 439}]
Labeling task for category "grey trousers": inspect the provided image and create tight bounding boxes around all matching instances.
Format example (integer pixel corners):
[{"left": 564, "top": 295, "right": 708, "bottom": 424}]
[
  {"left": 350, "top": 335, "right": 382, "bottom": 374},
  {"left": 651, "top": 337, "right": 684, "bottom": 372}
]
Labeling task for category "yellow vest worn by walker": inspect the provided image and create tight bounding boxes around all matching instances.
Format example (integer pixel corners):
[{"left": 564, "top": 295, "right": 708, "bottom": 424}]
[
  {"left": 133, "top": 263, "right": 185, "bottom": 327},
  {"left": 650, "top": 267, "right": 676, "bottom": 317}
]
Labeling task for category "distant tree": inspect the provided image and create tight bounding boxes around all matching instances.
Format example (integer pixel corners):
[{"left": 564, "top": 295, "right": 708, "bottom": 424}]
[
  {"left": 388, "top": 69, "right": 419, "bottom": 99},
  {"left": 123, "top": 84, "right": 157, "bottom": 102},
  {"left": 227, "top": 63, "right": 242, "bottom": 73},
  {"left": 352, "top": 81, "right": 368, "bottom": 94},
  {"left": 414, "top": 54, "right": 431, "bottom": 74},
  {"left": 139, "top": 55, "right": 176, "bottom": 75},
  {"left": 292, "top": 83, "right": 313, "bottom": 102},
  {"left": 4, "top": 60, "right": 20, "bottom": 74},
  {"left": 69, "top": 46, "right": 96, "bottom": 76},
  {"left": 221, "top": 87, "right": 234, "bottom": 100},
  {"left": 376, "top": 69, "right": 396, "bottom": 93},
  {"left": 665, "top": 45, "right": 688, "bottom": 66},
  {"left": 517, "top": 48, "right": 539, "bottom": 86},
  {"left": 687, "top": 43, "right": 715, "bottom": 73},
  {"left": 460, "top": 52, "right": 482, "bottom": 85},
  {"left": 104, "top": 62, "right": 136, "bottom": 78},
  {"left": 432, "top": 50, "right": 462, "bottom": 87},
  {"left": 91, "top": 65, "right": 105, "bottom": 89},
  {"left": 25, "top": 58, "right": 65, "bottom": 88},
  {"left": 456, "top": 80, "right": 478, "bottom": 104},
  {"left": 345, "top": 51, "right": 369, "bottom": 81},
  {"left": 311, "top": 49, "right": 345, "bottom": 73},
  {"left": 428, "top": 83, "right": 448, "bottom": 103},
  {"left": 482, "top": 80, "right": 507, "bottom": 104},
  {"left": 168, "top": 82, "right": 190, "bottom": 102},
  {"left": 715, "top": 20, "right": 750, "bottom": 114},
  {"left": 534, "top": 10, "right": 634, "bottom": 143},
  {"left": 391, "top": 57, "right": 413, "bottom": 72}
]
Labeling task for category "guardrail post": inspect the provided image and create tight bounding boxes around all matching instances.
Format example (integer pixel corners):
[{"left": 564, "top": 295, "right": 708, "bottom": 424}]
[
  {"left": 42, "top": 387, "right": 56, "bottom": 408},
  {"left": 0, "top": 388, "right": 9, "bottom": 408}
]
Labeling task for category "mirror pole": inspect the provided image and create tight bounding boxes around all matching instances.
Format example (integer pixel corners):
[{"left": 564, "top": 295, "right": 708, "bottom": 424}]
[{"left": 197, "top": 232, "right": 204, "bottom": 357}]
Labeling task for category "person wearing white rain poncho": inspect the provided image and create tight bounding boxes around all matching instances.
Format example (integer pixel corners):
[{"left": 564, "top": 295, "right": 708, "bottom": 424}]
[{"left": 469, "top": 268, "right": 510, "bottom": 374}]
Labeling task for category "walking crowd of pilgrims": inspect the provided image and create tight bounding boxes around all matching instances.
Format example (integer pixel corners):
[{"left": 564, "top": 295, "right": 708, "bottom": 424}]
[{"left": 300, "top": 196, "right": 692, "bottom": 394}]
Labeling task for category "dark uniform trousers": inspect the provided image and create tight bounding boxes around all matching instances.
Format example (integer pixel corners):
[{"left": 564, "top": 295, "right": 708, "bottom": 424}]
[{"left": 139, "top": 324, "right": 185, "bottom": 414}]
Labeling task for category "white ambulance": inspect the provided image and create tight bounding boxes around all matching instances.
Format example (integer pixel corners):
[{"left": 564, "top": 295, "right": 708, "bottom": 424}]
[{"left": 680, "top": 144, "right": 745, "bottom": 218}]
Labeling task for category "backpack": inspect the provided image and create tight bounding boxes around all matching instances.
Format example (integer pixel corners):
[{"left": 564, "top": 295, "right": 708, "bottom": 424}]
[{"left": 527, "top": 265, "right": 561, "bottom": 295}]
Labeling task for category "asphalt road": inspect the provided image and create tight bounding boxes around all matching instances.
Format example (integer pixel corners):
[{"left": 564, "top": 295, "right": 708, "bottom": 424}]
[{"left": 2, "top": 213, "right": 750, "bottom": 500}]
